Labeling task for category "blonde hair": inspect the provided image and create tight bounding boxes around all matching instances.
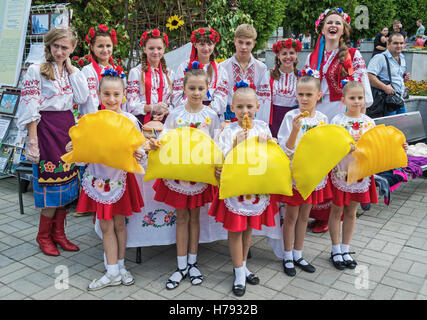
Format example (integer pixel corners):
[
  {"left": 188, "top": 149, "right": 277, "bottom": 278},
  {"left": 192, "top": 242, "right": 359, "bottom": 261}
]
[
  {"left": 342, "top": 81, "right": 364, "bottom": 97},
  {"left": 297, "top": 76, "right": 321, "bottom": 91},
  {"left": 232, "top": 86, "right": 258, "bottom": 104},
  {"left": 235, "top": 24, "right": 257, "bottom": 40},
  {"left": 183, "top": 68, "right": 209, "bottom": 88},
  {"left": 41, "top": 27, "right": 78, "bottom": 81}
]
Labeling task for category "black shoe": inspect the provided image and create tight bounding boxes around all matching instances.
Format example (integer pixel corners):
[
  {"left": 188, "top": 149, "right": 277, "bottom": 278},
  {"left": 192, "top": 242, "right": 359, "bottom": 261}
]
[
  {"left": 330, "top": 253, "right": 346, "bottom": 270},
  {"left": 246, "top": 273, "right": 260, "bottom": 285},
  {"left": 293, "top": 257, "right": 316, "bottom": 273},
  {"left": 282, "top": 259, "right": 296, "bottom": 277},
  {"left": 342, "top": 252, "right": 358, "bottom": 269},
  {"left": 232, "top": 284, "right": 246, "bottom": 297}
]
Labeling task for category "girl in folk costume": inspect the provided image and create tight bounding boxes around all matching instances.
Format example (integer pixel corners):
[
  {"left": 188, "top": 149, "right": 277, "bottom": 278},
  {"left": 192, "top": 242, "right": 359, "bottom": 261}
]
[
  {"left": 218, "top": 24, "right": 271, "bottom": 123},
  {"left": 79, "top": 24, "right": 124, "bottom": 115},
  {"left": 149, "top": 65, "right": 221, "bottom": 290},
  {"left": 305, "top": 8, "right": 373, "bottom": 233},
  {"left": 269, "top": 38, "right": 302, "bottom": 138},
  {"left": 276, "top": 74, "right": 332, "bottom": 277},
  {"left": 17, "top": 27, "right": 89, "bottom": 256},
  {"left": 209, "top": 82, "right": 278, "bottom": 297},
  {"left": 75, "top": 70, "right": 144, "bottom": 290},
  {"left": 171, "top": 27, "right": 228, "bottom": 117},
  {"left": 126, "top": 29, "right": 173, "bottom": 127}
]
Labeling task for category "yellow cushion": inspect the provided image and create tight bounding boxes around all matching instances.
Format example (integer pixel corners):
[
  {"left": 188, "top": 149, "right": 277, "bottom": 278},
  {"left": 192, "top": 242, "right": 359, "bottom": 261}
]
[
  {"left": 347, "top": 125, "right": 407, "bottom": 185},
  {"left": 143, "top": 127, "right": 223, "bottom": 185},
  {"left": 293, "top": 124, "right": 354, "bottom": 200},
  {"left": 61, "top": 110, "right": 145, "bottom": 174},
  {"left": 219, "top": 137, "right": 293, "bottom": 199}
]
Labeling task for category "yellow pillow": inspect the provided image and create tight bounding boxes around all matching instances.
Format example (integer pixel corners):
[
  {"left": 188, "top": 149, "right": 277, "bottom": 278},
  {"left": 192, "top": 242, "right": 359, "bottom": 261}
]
[
  {"left": 143, "top": 127, "right": 223, "bottom": 185},
  {"left": 61, "top": 110, "right": 145, "bottom": 174},
  {"left": 219, "top": 137, "right": 293, "bottom": 199},
  {"left": 293, "top": 124, "right": 354, "bottom": 200},
  {"left": 347, "top": 125, "right": 407, "bottom": 184}
]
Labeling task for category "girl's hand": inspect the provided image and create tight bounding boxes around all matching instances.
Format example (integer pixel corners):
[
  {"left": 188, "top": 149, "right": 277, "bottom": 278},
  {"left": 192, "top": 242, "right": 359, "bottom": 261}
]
[
  {"left": 25, "top": 136, "right": 40, "bottom": 163},
  {"left": 65, "top": 58, "right": 74, "bottom": 75},
  {"left": 65, "top": 141, "right": 73, "bottom": 153},
  {"left": 215, "top": 166, "right": 222, "bottom": 180},
  {"left": 148, "top": 138, "right": 161, "bottom": 150},
  {"left": 350, "top": 144, "right": 356, "bottom": 153},
  {"left": 134, "top": 149, "right": 143, "bottom": 162},
  {"left": 235, "top": 130, "right": 248, "bottom": 146},
  {"left": 403, "top": 142, "right": 408, "bottom": 152},
  {"left": 258, "top": 132, "right": 271, "bottom": 143}
]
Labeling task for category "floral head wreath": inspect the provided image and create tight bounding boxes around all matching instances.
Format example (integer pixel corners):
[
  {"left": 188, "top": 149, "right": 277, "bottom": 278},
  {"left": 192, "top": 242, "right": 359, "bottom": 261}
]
[
  {"left": 139, "top": 29, "right": 169, "bottom": 48},
  {"left": 185, "top": 61, "right": 205, "bottom": 73},
  {"left": 101, "top": 67, "right": 125, "bottom": 79},
  {"left": 190, "top": 28, "right": 220, "bottom": 44},
  {"left": 297, "top": 68, "right": 320, "bottom": 79},
  {"left": 340, "top": 77, "right": 362, "bottom": 88},
  {"left": 233, "top": 80, "right": 256, "bottom": 92},
  {"left": 272, "top": 38, "right": 303, "bottom": 54},
  {"left": 315, "top": 8, "right": 351, "bottom": 33},
  {"left": 86, "top": 24, "right": 117, "bottom": 45}
]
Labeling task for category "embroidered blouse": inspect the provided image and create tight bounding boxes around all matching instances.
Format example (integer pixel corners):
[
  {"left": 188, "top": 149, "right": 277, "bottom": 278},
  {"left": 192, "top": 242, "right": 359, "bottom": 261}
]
[
  {"left": 17, "top": 63, "right": 89, "bottom": 131},
  {"left": 271, "top": 70, "right": 298, "bottom": 107}
]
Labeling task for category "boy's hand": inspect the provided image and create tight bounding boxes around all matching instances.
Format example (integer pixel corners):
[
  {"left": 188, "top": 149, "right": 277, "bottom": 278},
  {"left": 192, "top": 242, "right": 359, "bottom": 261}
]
[
  {"left": 148, "top": 138, "right": 162, "bottom": 150},
  {"left": 215, "top": 166, "right": 222, "bottom": 180},
  {"left": 291, "top": 113, "right": 304, "bottom": 132},
  {"left": 235, "top": 130, "right": 248, "bottom": 146}
]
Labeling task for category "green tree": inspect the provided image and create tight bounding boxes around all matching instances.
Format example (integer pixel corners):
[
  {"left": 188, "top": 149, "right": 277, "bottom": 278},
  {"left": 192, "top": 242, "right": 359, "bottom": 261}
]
[{"left": 392, "top": 0, "right": 427, "bottom": 37}]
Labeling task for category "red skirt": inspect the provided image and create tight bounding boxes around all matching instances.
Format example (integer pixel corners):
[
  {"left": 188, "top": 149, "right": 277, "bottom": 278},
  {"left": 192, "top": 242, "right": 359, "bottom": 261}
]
[
  {"left": 209, "top": 193, "right": 279, "bottom": 233},
  {"left": 76, "top": 173, "right": 143, "bottom": 220},
  {"left": 331, "top": 175, "right": 378, "bottom": 207},
  {"left": 275, "top": 181, "right": 332, "bottom": 207},
  {"left": 153, "top": 179, "right": 214, "bottom": 210}
]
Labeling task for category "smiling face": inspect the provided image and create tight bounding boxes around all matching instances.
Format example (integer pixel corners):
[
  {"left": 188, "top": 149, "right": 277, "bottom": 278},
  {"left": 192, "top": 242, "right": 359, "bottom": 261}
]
[
  {"left": 143, "top": 38, "right": 165, "bottom": 66},
  {"left": 99, "top": 78, "right": 125, "bottom": 113},
  {"left": 194, "top": 39, "right": 215, "bottom": 62},
  {"left": 91, "top": 35, "right": 113, "bottom": 65},
  {"left": 381, "top": 27, "right": 389, "bottom": 36},
  {"left": 50, "top": 37, "right": 75, "bottom": 64},
  {"left": 277, "top": 47, "right": 297, "bottom": 70},
  {"left": 183, "top": 74, "right": 208, "bottom": 106},
  {"left": 322, "top": 13, "right": 345, "bottom": 42},
  {"left": 342, "top": 86, "right": 365, "bottom": 116}
]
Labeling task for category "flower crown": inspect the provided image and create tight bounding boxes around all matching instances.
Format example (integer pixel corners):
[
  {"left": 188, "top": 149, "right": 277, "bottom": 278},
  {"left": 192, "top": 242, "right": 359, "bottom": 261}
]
[
  {"left": 190, "top": 28, "right": 220, "bottom": 44},
  {"left": 272, "top": 38, "right": 303, "bottom": 54},
  {"left": 233, "top": 80, "right": 256, "bottom": 92},
  {"left": 86, "top": 24, "right": 117, "bottom": 45},
  {"left": 139, "top": 29, "right": 169, "bottom": 48},
  {"left": 101, "top": 67, "right": 126, "bottom": 79},
  {"left": 340, "top": 77, "right": 362, "bottom": 88},
  {"left": 297, "top": 68, "right": 320, "bottom": 79},
  {"left": 185, "top": 61, "right": 205, "bottom": 72},
  {"left": 315, "top": 8, "right": 351, "bottom": 33}
]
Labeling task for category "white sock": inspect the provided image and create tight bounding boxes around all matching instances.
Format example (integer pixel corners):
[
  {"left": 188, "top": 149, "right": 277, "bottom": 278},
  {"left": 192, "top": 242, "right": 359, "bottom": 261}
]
[
  {"left": 242, "top": 260, "right": 252, "bottom": 277},
  {"left": 103, "top": 252, "right": 108, "bottom": 270},
  {"left": 99, "top": 264, "right": 120, "bottom": 284},
  {"left": 166, "top": 256, "right": 188, "bottom": 289},
  {"left": 234, "top": 266, "right": 246, "bottom": 286},
  {"left": 332, "top": 244, "right": 343, "bottom": 262},
  {"left": 341, "top": 244, "right": 353, "bottom": 261},
  {"left": 118, "top": 259, "right": 127, "bottom": 275},
  {"left": 283, "top": 251, "right": 294, "bottom": 268},
  {"left": 292, "top": 249, "right": 308, "bottom": 265},
  {"left": 188, "top": 253, "right": 202, "bottom": 285}
]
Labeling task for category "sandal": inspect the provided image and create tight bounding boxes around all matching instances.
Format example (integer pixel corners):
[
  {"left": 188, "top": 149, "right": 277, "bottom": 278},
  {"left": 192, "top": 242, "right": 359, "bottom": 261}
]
[
  {"left": 119, "top": 265, "right": 135, "bottom": 286},
  {"left": 88, "top": 272, "right": 121, "bottom": 291},
  {"left": 166, "top": 267, "right": 187, "bottom": 290},
  {"left": 187, "top": 262, "right": 204, "bottom": 285},
  {"left": 342, "top": 252, "right": 357, "bottom": 269}
]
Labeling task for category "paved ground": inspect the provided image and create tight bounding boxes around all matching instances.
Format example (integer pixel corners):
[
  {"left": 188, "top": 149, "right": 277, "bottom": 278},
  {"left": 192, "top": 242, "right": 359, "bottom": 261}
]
[{"left": 0, "top": 175, "right": 426, "bottom": 301}]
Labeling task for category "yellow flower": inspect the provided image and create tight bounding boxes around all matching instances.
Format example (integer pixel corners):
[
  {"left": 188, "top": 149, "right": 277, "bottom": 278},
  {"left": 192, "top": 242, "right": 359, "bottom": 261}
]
[
  {"left": 166, "top": 15, "right": 184, "bottom": 31},
  {"left": 319, "top": 121, "right": 324, "bottom": 125},
  {"left": 205, "top": 117, "right": 211, "bottom": 125},
  {"left": 215, "top": 58, "right": 225, "bottom": 63},
  {"left": 177, "top": 118, "right": 183, "bottom": 125}
]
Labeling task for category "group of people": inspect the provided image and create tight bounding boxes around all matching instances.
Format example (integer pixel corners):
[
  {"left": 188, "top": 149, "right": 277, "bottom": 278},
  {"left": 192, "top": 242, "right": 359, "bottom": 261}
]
[{"left": 17, "top": 7, "right": 408, "bottom": 297}]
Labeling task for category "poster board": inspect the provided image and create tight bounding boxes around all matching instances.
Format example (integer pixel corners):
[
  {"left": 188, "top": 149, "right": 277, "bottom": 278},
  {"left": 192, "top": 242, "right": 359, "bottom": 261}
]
[{"left": 0, "top": 0, "right": 32, "bottom": 87}]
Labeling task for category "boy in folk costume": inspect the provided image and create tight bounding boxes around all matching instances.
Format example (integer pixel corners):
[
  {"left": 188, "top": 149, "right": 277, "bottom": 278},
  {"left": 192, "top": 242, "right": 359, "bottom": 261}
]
[{"left": 218, "top": 24, "right": 271, "bottom": 123}]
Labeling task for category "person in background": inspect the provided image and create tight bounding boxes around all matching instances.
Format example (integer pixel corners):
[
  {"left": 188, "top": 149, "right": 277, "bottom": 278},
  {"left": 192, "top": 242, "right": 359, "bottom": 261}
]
[
  {"left": 391, "top": 20, "right": 407, "bottom": 42},
  {"left": 302, "top": 32, "right": 311, "bottom": 50},
  {"left": 372, "top": 26, "right": 389, "bottom": 57}
]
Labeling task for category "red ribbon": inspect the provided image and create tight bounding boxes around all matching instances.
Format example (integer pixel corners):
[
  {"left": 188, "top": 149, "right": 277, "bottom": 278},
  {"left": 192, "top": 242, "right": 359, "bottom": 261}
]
[
  {"left": 144, "top": 59, "right": 164, "bottom": 124},
  {"left": 91, "top": 56, "right": 116, "bottom": 110}
]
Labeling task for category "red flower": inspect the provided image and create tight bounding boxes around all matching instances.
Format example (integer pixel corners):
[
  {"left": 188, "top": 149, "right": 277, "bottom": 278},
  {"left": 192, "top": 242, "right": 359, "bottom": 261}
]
[
  {"left": 89, "top": 27, "right": 96, "bottom": 38},
  {"left": 163, "top": 33, "right": 169, "bottom": 47},
  {"left": 98, "top": 24, "right": 109, "bottom": 32},
  {"left": 72, "top": 56, "right": 79, "bottom": 61},
  {"left": 44, "top": 161, "right": 56, "bottom": 173},
  {"left": 352, "top": 122, "right": 360, "bottom": 130},
  {"left": 85, "top": 35, "right": 90, "bottom": 44},
  {"left": 284, "top": 38, "right": 293, "bottom": 49},
  {"left": 115, "top": 65, "right": 124, "bottom": 74},
  {"left": 142, "top": 32, "right": 149, "bottom": 41},
  {"left": 216, "top": 34, "right": 220, "bottom": 43},
  {"left": 78, "top": 59, "right": 84, "bottom": 67},
  {"left": 189, "top": 124, "right": 197, "bottom": 128},
  {"left": 84, "top": 54, "right": 89, "bottom": 59},
  {"left": 152, "top": 29, "right": 160, "bottom": 37},
  {"left": 295, "top": 40, "right": 303, "bottom": 52},
  {"left": 190, "top": 33, "right": 196, "bottom": 43},
  {"left": 209, "top": 32, "right": 216, "bottom": 41},
  {"left": 198, "top": 28, "right": 205, "bottom": 35},
  {"left": 104, "top": 183, "right": 110, "bottom": 192}
]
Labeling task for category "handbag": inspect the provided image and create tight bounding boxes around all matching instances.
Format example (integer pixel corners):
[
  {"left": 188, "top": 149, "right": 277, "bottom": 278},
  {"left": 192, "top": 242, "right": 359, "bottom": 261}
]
[{"left": 367, "top": 54, "right": 404, "bottom": 118}]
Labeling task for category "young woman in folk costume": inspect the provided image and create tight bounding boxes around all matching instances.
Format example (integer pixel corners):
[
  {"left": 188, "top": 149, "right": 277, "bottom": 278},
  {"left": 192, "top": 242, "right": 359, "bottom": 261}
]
[
  {"left": 305, "top": 8, "right": 373, "bottom": 233},
  {"left": 126, "top": 29, "right": 173, "bottom": 127},
  {"left": 78, "top": 24, "right": 125, "bottom": 115},
  {"left": 171, "top": 27, "right": 228, "bottom": 117},
  {"left": 17, "top": 27, "right": 89, "bottom": 256},
  {"left": 269, "top": 38, "right": 302, "bottom": 138}
]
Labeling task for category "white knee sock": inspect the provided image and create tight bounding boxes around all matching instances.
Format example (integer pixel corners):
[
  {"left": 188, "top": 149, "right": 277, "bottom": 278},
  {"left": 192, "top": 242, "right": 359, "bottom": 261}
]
[
  {"left": 234, "top": 266, "right": 246, "bottom": 286},
  {"left": 242, "top": 260, "right": 252, "bottom": 277},
  {"left": 166, "top": 256, "right": 188, "bottom": 289},
  {"left": 332, "top": 244, "right": 343, "bottom": 262}
]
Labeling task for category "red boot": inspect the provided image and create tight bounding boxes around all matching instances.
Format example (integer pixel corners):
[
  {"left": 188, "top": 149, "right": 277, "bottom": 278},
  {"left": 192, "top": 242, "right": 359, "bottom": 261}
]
[
  {"left": 312, "top": 220, "right": 329, "bottom": 233},
  {"left": 51, "top": 209, "right": 80, "bottom": 251},
  {"left": 36, "top": 214, "right": 60, "bottom": 256}
]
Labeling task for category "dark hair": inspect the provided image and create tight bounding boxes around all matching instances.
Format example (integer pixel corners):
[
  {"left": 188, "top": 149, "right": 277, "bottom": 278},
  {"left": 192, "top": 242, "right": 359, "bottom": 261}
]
[
  {"left": 194, "top": 36, "right": 216, "bottom": 83},
  {"left": 183, "top": 68, "right": 209, "bottom": 88},
  {"left": 388, "top": 32, "right": 404, "bottom": 43},
  {"left": 99, "top": 75, "right": 125, "bottom": 92},
  {"left": 270, "top": 54, "right": 299, "bottom": 81},
  {"left": 89, "top": 32, "right": 113, "bottom": 63},
  {"left": 296, "top": 76, "right": 321, "bottom": 91}
]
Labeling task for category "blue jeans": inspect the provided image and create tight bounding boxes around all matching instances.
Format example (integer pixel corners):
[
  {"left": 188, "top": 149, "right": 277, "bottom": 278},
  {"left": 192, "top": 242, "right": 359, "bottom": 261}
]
[{"left": 385, "top": 105, "right": 406, "bottom": 116}]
